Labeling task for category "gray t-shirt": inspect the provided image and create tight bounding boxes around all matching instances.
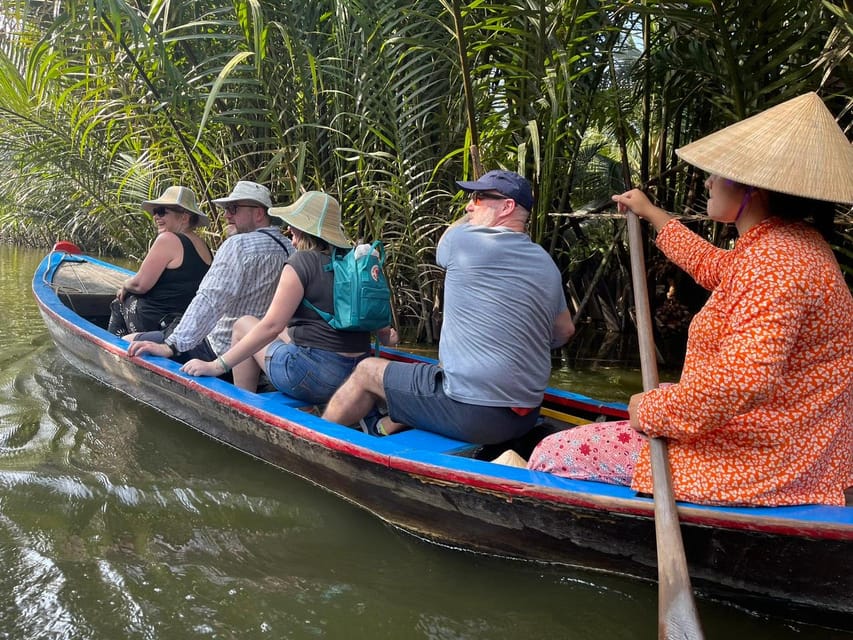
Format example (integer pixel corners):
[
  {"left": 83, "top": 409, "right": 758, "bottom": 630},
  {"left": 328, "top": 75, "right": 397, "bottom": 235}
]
[{"left": 436, "top": 223, "right": 567, "bottom": 407}]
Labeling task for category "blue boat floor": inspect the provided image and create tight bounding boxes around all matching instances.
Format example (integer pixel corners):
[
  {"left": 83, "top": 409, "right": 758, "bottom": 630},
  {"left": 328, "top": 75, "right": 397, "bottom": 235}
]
[
  {"left": 379, "top": 428, "right": 476, "bottom": 454},
  {"left": 258, "top": 390, "right": 475, "bottom": 454}
]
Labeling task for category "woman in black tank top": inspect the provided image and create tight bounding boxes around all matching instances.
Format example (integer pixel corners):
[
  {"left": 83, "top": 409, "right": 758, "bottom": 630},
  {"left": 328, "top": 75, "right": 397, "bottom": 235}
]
[{"left": 108, "top": 186, "right": 213, "bottom": 336}]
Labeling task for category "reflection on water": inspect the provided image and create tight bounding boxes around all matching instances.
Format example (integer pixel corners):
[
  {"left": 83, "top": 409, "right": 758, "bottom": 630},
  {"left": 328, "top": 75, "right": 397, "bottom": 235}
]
[{"left": 0, "top": 245, "right": 847, "bottom": 639}]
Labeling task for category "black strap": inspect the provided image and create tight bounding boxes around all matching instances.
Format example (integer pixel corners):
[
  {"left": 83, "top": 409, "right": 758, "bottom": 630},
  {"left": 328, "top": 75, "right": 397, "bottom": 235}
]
[{"left": 257, "top": 228, "right": 291, "bottom": 254}]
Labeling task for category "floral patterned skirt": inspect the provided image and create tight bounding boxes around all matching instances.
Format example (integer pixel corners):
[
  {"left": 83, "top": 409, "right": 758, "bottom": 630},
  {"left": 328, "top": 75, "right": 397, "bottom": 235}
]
[{"left": 527, "top": 420, "right": 645, "bottom": 486}]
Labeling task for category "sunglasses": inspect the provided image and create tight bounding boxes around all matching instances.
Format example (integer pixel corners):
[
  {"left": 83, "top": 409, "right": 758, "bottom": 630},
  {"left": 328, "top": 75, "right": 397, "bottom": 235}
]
[
  {"left": 152, "top": 206, "right": 180, "bottom": 217},
  {"left": 471, "top": 191, "right": 509, "bottom": 205},
  {"left": 224, "top": 203, "right": 257, "bottom": 215}
]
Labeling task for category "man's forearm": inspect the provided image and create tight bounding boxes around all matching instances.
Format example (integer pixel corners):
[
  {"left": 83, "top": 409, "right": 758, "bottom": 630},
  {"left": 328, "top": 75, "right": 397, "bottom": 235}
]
[{"left": 167, "top": 292, "right": 221, "bottom": 352}]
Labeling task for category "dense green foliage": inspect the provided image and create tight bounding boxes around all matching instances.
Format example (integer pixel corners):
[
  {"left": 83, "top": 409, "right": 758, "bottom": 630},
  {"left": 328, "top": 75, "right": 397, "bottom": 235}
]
[{"left": 0, "top": 1, "right": 850, "bottom": 341}]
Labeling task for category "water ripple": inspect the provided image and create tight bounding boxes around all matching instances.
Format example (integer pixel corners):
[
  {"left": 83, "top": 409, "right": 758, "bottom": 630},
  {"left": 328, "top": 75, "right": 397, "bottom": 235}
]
[
  {"left": 96, "top": 560, "right": 156, "bottom": 639},
  {"left": 0, "top": 512, "right": 76, "bottom": 640}
]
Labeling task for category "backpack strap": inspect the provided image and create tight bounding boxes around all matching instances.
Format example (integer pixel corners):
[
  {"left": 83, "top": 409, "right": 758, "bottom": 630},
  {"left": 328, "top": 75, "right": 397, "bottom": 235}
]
[
  {"left": 301, "top": 298, "right": 334, "bottom": 323},
  {"left": 368, "top": 240, "right": 385, "bottom": 266},
  {"left": 300, "top": 250, "right": 337, "bottom": 322},
  {"left": 322, "top": 246, "right": 342, "bottom": 272},
  {"left": 256, "top": 228, "right": 291, "bottom": 254}
]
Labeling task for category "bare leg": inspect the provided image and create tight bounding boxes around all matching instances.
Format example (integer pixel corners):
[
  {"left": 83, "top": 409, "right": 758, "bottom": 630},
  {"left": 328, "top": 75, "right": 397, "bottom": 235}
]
[
  {"left": 246, "top": 344, "right": 274, "bottom": 388},
  {"left": 231, "top": 316, "right": 263, "bottom": 391},
  {"left": 323, "top": 357, "right": 407, "bottom": 430}
]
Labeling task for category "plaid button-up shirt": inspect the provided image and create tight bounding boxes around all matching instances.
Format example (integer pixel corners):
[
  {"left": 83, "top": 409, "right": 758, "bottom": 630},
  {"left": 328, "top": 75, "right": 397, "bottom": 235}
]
[{"left": 168, "top": 226, "right": 294, "bottom": 355}]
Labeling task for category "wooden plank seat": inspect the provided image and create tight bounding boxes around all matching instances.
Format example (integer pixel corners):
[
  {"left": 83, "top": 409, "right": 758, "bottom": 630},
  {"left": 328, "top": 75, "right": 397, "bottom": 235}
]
[
  {"left": 257, "top": 390, "right": 314, "bottom": 408},
  {"left": 382, "top": 428, "right": 475, "bottom": 455},
  {"left": 52, "top": 259, "right": 128, "bottom": 328}
]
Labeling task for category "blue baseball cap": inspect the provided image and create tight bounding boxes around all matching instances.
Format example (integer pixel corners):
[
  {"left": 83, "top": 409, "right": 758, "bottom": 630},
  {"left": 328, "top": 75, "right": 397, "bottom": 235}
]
[{"left": 456, "top": 170, "right": 534, "bottom": 211}]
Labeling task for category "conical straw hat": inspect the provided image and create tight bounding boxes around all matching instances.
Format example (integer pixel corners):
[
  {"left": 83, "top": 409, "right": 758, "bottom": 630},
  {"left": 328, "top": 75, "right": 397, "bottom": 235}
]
[{"left": 676, "top": 92, "right": 853, "bottom": 204}]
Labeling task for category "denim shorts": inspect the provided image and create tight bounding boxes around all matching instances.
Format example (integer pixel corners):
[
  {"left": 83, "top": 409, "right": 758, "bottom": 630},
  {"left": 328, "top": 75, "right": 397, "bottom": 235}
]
[
  {"left": 265, "top": 340, "right": 367, "bottom": 405},
  {"left": 382, "top": 362, "right": 539, "bottom": 445}
]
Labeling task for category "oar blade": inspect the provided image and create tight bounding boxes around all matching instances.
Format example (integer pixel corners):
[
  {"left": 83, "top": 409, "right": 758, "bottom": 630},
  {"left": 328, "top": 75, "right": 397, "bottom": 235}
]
[{"left": 651, "top": 438, "right": 704, "bottom": 640}]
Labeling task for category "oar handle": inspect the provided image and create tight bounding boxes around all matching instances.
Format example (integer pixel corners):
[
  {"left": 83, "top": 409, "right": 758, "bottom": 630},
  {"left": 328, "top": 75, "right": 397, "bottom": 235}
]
[
  {"left": 626, "top": 209, "right": 704, "bottom": 640},
  {"left": 626, "top": 213, "right": 659, "bottom": 390}
]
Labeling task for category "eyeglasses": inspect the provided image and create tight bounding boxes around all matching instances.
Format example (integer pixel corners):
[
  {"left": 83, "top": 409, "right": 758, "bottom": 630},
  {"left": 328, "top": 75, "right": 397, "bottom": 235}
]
[
  {"left": 224, "top": 203, "right": 257, "bottom": 215},
  {"left": 152, "top": 207, "right": 180, "bottom": 217},
  {"left": 471, "top": 191, "right": 510, "bottom": 205}
]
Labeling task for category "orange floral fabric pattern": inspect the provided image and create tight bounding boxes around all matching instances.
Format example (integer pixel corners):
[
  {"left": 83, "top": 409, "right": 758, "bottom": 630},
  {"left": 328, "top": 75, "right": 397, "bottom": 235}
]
[{"left": 631, "top": 218, "right": 853, "bottom": 506}]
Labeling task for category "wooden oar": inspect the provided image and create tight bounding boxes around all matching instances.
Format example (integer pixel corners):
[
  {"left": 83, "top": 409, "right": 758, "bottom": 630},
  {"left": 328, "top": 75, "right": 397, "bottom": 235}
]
[
  {"left": 605, "top": 51, "right": 702, "bottom": 635},
  {"left": 626, "top": 211, "right": 704, "bottom": 639}
]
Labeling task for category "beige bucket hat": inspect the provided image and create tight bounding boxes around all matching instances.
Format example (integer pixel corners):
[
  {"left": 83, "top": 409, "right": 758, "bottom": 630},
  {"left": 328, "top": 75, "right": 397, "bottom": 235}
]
[
  {"left": 270, "top": 191, "right": 351, "bottom": 249},
  {"left": 676, "top": 92, "right": 853, "bottom": 204},
  {"left": 211, "top": 180, "right": 273, "bottom": 209},
  {"left": 142, "top": 186, "right": 209, "bottom": 226}
]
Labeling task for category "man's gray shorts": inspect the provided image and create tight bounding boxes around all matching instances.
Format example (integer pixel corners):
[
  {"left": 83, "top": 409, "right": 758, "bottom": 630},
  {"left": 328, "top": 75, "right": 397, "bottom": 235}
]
[{"left": 382, "top": 361, "right": 538, "bottom": 445}]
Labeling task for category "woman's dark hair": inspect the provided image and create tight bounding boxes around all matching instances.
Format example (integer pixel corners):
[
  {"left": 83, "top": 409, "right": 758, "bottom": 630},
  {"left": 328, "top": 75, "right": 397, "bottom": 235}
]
[
  {"left": 187, "top": 212, "right": 201, "bottom": 228},
  {"left": 766, "top": 191, "right": 836, "bottom": 241}
]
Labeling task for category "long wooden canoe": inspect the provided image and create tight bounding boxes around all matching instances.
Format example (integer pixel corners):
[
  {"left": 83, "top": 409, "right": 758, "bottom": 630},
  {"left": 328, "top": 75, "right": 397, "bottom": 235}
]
[{"left": 33, "top": 244, "right": 853, "bottom": 630}]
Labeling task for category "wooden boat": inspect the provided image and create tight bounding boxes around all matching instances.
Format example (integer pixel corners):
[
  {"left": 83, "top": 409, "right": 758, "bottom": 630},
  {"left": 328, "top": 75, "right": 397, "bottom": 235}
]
[{"left": 33, "top": 244, "right": 853, "bottom": 629}]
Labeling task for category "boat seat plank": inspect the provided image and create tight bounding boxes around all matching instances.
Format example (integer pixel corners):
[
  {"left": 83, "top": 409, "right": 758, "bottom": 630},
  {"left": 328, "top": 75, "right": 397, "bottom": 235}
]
[
  {"left": 54, "top": 259, "right": 127, "bottom": 294},
  {"left": 257, "top": 390, "right": 314, "bottom": 408},
  {"left": 384, "top": 428, "right": 475, "bottom": 454}
]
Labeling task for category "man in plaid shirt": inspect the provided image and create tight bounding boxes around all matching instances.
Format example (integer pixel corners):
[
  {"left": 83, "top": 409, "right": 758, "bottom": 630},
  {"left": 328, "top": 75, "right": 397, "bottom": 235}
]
[{"left": 128, "top": 181, "right": 294, "bottom": 364}]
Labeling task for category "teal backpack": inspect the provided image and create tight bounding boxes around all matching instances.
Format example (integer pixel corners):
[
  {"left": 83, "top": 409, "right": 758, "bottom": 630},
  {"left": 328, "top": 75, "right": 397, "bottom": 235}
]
[{"left": 302, "top": 241, "right": 392, "bottom": 332}]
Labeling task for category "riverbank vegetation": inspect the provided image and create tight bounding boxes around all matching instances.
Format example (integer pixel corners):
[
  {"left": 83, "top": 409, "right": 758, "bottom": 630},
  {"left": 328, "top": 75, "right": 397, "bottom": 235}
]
[{"left": 0, "top": 1, "right": 850, "bottom": 360}]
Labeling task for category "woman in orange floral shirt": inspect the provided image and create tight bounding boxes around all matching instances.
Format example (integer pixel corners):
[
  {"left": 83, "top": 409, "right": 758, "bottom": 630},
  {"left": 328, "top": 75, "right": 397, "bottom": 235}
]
[{"left": 520, "top": 93, "right": 853, "bottom": 506}]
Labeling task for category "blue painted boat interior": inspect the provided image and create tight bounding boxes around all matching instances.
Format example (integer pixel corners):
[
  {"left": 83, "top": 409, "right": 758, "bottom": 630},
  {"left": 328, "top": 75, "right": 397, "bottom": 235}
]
[{"left": 34, "top": 250, "right": 853, "bottom": 528}]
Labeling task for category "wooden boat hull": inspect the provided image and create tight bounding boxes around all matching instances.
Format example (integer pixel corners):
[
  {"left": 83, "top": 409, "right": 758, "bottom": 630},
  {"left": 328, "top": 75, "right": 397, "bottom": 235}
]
[{"left": 33, "top": 248, "right": 853, "bottom": 629}]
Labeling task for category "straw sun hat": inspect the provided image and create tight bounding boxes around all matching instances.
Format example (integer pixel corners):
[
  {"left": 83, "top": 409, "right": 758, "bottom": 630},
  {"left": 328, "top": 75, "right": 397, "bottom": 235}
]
[
  {"left": 676, "top": 92, "right": 853, "bottom": 205},
  {"left": 270, "top": 191, "right": 351, "bottom": 249},
  {"left": 141, "top": 186, "right": 210, "bottom": 226}
]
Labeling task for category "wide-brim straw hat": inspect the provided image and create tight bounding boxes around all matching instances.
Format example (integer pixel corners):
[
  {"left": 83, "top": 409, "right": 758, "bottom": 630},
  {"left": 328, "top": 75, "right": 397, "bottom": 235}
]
[
  {"left": 676, "top": 92, "right": 853, "bottom": 204},
  {"left": 142, "top": 186, "right": 209, "bottom": 226},
  {"left": 270, "top": 191, "right": 351, "bottom": 248},
  {"left": 211, "top": 180, "right": 273, "bottom": 209}
]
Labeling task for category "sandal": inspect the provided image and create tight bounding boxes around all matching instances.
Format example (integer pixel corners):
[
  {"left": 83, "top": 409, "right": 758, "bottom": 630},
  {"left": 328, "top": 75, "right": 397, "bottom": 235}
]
[{"left": 359, "top": 409, "right": 389, "bottom": 437}]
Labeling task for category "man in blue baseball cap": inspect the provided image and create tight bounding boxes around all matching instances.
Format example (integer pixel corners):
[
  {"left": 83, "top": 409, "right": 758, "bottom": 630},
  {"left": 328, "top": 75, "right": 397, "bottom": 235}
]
[
  {"left": 323, "top": 169, "right": 575, "bottom": 445},
  {"left": 455, "top": 169, "right": 535, "bottom": 211}
]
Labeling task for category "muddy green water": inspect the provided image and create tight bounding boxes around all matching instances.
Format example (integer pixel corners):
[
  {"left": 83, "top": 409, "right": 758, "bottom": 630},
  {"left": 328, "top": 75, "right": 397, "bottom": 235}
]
[{"left": 0, "top": 244, "right": 847, "bottom": 639}]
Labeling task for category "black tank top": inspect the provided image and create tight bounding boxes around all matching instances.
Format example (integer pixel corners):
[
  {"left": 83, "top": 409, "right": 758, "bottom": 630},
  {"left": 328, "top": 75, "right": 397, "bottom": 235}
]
[{"left": 137, "top": 234, "right": 210, "bottom": 328}]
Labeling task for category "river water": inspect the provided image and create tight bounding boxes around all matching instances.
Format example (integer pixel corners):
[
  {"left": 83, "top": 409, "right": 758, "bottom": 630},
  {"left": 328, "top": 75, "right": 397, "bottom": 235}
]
[{"left": 0, "top": 244, "right": 848, "bottom": 639}]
